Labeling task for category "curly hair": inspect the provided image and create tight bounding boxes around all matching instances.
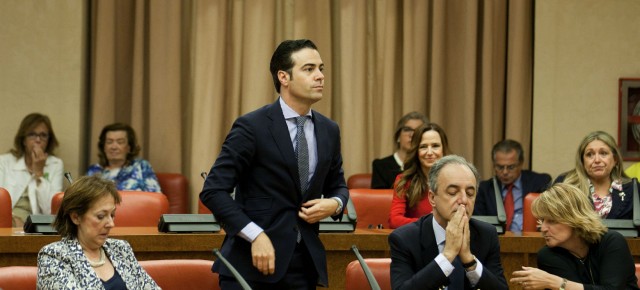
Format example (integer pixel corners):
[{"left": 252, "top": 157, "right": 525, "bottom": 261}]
[
  {"left": 97, "top": 123, "right": 141, "bottom": 167},
  {"left": 532, "top": 183, "right": 607, "bottom": 244},
  {"left": 394, "top": 123, "right": 450, "bottom": 208},
  {"left": 53, "top": 175, "right": 121, "bottom": 238}
]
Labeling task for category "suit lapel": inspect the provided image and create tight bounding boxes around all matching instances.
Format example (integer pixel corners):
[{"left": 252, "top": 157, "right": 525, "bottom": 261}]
[
  {"left": 420, "top": 215, "right": 440, "bottom": 267},
  {"left": 266, "top": 101, "right": 303, "bottom": 201}
]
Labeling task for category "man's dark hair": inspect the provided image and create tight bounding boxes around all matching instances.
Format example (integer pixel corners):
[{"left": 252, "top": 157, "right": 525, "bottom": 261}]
[
  {"left": 269, "top": 39, "right": 318, "bottom": 93},
  {"left": 491, "top": 139, "right": 524, "bottom": 164}
]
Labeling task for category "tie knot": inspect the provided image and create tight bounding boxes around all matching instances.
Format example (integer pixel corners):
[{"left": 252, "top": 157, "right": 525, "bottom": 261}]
[
  {"left": 295, "top": 116, "right": 308, "bottom": 127},
  {"left": 506, "top": 183, "right": 514, "bottom": 190}
]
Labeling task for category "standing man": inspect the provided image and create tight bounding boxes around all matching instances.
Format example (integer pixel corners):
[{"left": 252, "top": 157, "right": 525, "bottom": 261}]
[
  {"left": 473, "top": 140, "right": 551, "bottom": 232},
  {"left": 200, "top": 39, "right": 349, "bottom": 290},
  {"left": 389, "top": 155, "right": 508, "bottom": 290}
]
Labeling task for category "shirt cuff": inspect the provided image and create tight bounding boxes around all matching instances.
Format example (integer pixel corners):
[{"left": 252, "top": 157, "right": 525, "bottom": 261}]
[
  {"left": 435, "top": 253, "right": 455, "bottom": 277},
  {"left": 238, "top": 222, "right": 263, "bottom": 243},
  {"left": 331, "top": 197, "right": 343, "bottom": 215},
  {"left": 465, "top": 257, "right": 483, "bottom": 286}
]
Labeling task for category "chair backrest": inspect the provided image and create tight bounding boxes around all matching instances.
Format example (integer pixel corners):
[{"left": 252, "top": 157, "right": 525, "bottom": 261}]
[
  {"left": 156, "top": 172, "right": 189, "bottom": 214},
  {"left": 348, "top": 173, "right": 373, "bottom": 189},
  {"left": 523, "top": 192, "right": 541, "bottom": 232},
  {"left": 345, "top": 258, "right": 391, "bottom": 290},
  {"left": 140, "top": 259, "right": 219, "bottom": 290},
  {"left": 349, "top": 188, "right": 394, "bottom": 229},
  {"left": 52, "top": 191, "right": 170, "bottom": 227},
  {"left": 0, "top": 266, "right": 38, "bottom": 289},
  {"left": 635, "top": 263, "right": 640, "bottom": 288},
  {"left": 198, "top": 200, "right": 212, "bottom": 214},
  {"left": 0, "top": 188, "right": 12, "bottom": 227}
]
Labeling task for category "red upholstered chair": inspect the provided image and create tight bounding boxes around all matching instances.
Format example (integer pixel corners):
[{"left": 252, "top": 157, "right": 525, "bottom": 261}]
[
  {"left": 52, "top": 191, "right": 169, "bottom": 227},
  {"left": 635, "top": 263, "right": 640, "bottom": 288},
  {"left": 0, "top": 188, "right": 12, "bottom": 227},
  {"left": 198, "top": 200, "right": 212, "bottom": 214},
  {"left": 140, "top": 259, "right": 219, "bottom": 290},
  {"left": 347, "top": 173, "right": 373, "bottom": 189},
  {"left": 345, "top": 258, "right": 391, "bottom": 290},
  {"left": 523, "top": 193, "right": 541, "bottom": 232},
  {"left": 156, "top": 172, "right": 189, "bottom": 214},
  {"left": 0, "top": 266, "right": 38, "bottom": 289},
  {"left": 349, "top": 188, "right": 394, "bottom": 229}
]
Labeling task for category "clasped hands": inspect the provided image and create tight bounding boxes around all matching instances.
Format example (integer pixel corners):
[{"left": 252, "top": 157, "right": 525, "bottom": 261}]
[
  {"left": 251, "top": 197, "right": 340, "bottom": 275},
  {"left": 442, "top": 205, "right": 476, "bottom": 269}
]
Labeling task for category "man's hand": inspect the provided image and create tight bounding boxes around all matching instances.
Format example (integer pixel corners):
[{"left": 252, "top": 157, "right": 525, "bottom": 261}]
[
  {"left": 442, "top": 204, "right": 466, "bottom": 262},
  {"left": 459, "top": 209, "right": 474, "bottom": 266},
  {"left": 298, "top": 198, "right": 339, "bottom": 223},
  {"left": 251, "top": 232, "right": 275, "bottom": 275}
]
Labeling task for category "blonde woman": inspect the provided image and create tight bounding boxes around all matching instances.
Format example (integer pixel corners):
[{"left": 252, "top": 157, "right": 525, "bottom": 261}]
[{"left": 511, "top": 183, "right": 638, "bottom": 289}]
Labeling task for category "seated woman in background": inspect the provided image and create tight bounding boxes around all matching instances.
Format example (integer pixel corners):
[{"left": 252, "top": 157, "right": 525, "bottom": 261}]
[
  {"left": 37, "top": 175, "right": 159, "bottom": 289},
  {"left": 389, "top": 123, "right": 449, "bottom": 229},
  {"left": 510, "top": 183, "right": 638, "bottom": 289},
  {"left": 555, "top": 131, "right": 635, "bottom": 219},
  {"left": 0, "top": 113, "right": 63, "bottom": 227},
  {"left": 371, "top": 112, "right": 429, "bottom": 189},
  {"left": 87, "top": 123, "right": 161, "bottom": 192}
]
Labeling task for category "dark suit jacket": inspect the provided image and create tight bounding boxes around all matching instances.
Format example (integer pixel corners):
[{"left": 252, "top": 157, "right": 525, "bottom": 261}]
[
  {"left": 554, "top": 174, "right": 635, "bottom": 219},
  {"left": 371, "top": 154, "right": 401, "bottom": 189},
  {"left": 474, "top": 170, "right": 551, "bottom": 217},
  {"left": 388, "top": 214, "right": 508, "bottom": 290},
  {"left": 200, "top": 100, "right": 349, "bottom": 286}
]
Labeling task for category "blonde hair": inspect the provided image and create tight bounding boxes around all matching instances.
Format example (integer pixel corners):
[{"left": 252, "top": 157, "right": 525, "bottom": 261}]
[
  {"left": 532, "top": 183, "right": 607, "bottom": 244},
  {"left": 563, "top": 131, "right": 628, "bottom": 195}
]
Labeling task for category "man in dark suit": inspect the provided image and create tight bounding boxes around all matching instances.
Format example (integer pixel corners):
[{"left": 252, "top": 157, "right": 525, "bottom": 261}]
[
  {"left": 200, "top": 39, "right": 349, "bottom": 290},
  {"left": 389, "top": 155, "right": 508, "bottom": 290},
  {"left": 473, "top": 139, "right": 551, "bottom": 232}
]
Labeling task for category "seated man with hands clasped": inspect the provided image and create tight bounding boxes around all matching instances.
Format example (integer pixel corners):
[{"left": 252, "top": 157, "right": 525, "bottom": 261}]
[
  {"left": 389, "top": 155, "right": 508, "bottom": 290},
  {"left": 37, "top": 175, "right": 159, "bottom": 289},
  {"left": 511, "top": 183, "right": 638, "bottom": 289}
]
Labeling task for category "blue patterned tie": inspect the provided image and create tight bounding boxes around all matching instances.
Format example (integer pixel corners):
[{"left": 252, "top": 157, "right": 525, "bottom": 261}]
[{"left": 295, "top": 116, "right": 309, "bottom": 194}]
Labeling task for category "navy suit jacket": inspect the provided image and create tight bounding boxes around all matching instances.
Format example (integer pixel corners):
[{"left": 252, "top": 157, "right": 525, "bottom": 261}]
[
  {"left": 371, "top": 154, "right": 401, "bottom": 189},
  {"left": 554, "top": 174, "right": 635, "bottom": 219},
  {"left": 200, "top": 100, "right": 349, "bottom": 286},
  {"left": 474, "top": 170, "right": 551, "bottom": 217},
  {"left": 388, "top": 214, "right": 508, "bottom": 290}
]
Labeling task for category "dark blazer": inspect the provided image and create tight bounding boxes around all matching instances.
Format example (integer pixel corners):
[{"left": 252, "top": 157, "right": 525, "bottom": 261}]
[
  {"left": 371, "top": 154, "right": 401, "bottom": 189},
  {"left": 474, "top": 170, "right": 551, "bottom": 217},
  {"left": 388, "top": 214, "right": 508, "bottom": 290},
  {"left": 200, "top": 100, "right": 349, "bottom": 286},
  {"left": 537, "top": 231, "right": 639, "bottom": 289},
  {"left": 554, "top": 174, "right": 635, "bottom": 219}
]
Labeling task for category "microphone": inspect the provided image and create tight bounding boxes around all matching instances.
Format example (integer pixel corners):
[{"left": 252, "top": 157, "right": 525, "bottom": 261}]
[
  {"left": 64, "top": 172, "right": 73, "bottom": 184},
  {"left": 213, "top": 248, "right": 252, "bottom": 290},
  {"left": 351, "top": 245, "right": 381, "bottom": 290}
]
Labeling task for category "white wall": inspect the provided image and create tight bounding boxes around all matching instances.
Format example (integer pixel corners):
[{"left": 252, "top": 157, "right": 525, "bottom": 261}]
[
  {"left": 0, "top": 1, "right": 86, "bottom": 181},
  {"left": 533, "top": 0, "right": 640, "bottom": 178}
]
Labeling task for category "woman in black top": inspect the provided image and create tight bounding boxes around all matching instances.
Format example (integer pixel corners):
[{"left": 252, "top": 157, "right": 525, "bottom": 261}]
[{"left": 510, "top": 183, "right": 638, "bottom": 289}]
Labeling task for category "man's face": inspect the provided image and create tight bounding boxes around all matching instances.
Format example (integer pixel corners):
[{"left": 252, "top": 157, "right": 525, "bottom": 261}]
[
  {"left": 429, "top": 163, "right": 477, "bottom": 227},
  {"left": 280, "top": 48, "right": 324, "bottom": 106},
  {"left": 493, "top": 150, "right": 522, "bottom": 185}
]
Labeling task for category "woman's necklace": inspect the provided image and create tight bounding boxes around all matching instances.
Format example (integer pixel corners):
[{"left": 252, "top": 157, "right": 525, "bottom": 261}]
[{"left": 87, "top": 247, "right": 106, "bottom": 268}]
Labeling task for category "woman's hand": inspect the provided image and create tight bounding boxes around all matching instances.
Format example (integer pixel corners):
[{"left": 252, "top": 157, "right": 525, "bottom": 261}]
[
  {"left": 511, "top": 266, "right": 566, "bottom": 289},
  {"left": 29, "top": 145, "right": 48, "bottom": 178}
]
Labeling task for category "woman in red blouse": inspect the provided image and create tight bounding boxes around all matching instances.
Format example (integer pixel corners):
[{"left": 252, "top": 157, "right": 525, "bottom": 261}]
[{"left": 389, "top": 123, "right": 450, "bottom": 229}]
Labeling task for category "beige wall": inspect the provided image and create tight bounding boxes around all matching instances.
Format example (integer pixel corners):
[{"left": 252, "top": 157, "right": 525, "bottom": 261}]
[
  {"left": 0, "top": 1, "right": 86, "bottom": 181},
  {"left": 533, "top": 0, "right": 640, "bottom": 178}
]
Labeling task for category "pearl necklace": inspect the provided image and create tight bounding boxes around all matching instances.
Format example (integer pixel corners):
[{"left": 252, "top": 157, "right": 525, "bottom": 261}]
[{"left": 88, "top": 248, "right": 106, "bottom": 268}]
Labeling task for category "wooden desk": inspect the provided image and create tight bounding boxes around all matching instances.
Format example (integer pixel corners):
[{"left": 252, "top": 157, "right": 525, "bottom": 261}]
[
  {"left": 0, "top": 227, "right": 390, "bottom": 290},
  {"left": 2, "top": 228, "right": 639, "bottom": 290}
]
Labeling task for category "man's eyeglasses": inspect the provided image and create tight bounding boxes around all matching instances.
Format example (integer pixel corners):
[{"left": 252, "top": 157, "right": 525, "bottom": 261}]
[
  {"left": 26, "top": 132, "right": 50, "bottom": 141},
  {"left": 400, "top": 126, "right": 415, "bottom": 133},
  {"left": 494, "top": 164, "right": 519, "bottom": 172}
]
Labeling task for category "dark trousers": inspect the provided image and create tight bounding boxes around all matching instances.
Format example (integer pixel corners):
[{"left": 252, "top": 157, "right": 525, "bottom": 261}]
[{"left": 219, "top": 242, "right": 318, "bottom": 290}]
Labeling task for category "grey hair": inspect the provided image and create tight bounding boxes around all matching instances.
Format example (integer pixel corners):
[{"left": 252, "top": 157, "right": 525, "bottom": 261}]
[{"left": 428, "top": 155, "right": 480, "bottom": 193}]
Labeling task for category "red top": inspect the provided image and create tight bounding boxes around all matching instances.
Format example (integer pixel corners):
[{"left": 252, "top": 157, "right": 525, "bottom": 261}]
[{"left": 388, "top": 175, "right": 433, "bottom": 229}]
